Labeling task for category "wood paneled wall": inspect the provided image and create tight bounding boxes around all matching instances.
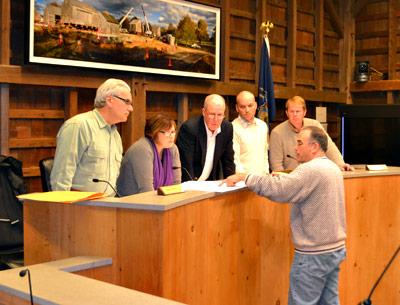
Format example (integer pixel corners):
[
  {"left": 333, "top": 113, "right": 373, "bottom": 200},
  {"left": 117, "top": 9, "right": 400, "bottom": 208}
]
[
  {"left": 0, "top": 0, "right": 376, "bottom": 192},
  {"left": 352, "top": 0, "right": 400, "bottom": 104}
]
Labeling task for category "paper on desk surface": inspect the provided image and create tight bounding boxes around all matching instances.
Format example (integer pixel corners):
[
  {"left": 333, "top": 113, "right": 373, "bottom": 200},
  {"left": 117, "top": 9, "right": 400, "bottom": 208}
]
[
  {"left": 17, "top": 191, "right": 106, "bottom": 204},
  {"left": 182, "top": 180, "right": 246, "bottom": 193}
]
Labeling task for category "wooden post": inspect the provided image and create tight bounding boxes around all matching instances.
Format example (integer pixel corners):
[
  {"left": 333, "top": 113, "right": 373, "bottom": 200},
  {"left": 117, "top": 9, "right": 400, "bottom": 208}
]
[
  {"left": 177, "top": 93, "right": 188, "bottom": 128},
  {"left": 315, "top": 0, "right": 324, "bottom": 91},
  {"left": 255, "top": 0, "right": 267, "bottom": 89},
  {"left": 287, "top": 0, "right": 297, "bottom": 88},
  {"left": 0, "top": 84, "right": 9, "bottom": 155},
  {"left": 341, "top": 0, "right": 355, "bottom": 104},
  {"left": 387, "top": 0, "right": 396, "bottom": 104},
  {"left": 121, "top": 78, "right": 146, "bottom": 151},
  {"left": 221, "top": 0, "right": 230, "bottom": 82},
  {"left": 65, "top": 88, "right": 78, "bottom": 119},
  {"left": 0, "top": 0, "right": 10, "bottom": 65}
]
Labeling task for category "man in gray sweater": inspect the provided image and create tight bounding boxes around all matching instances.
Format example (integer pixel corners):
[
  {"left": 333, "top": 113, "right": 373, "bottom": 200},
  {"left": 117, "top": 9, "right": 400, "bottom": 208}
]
[
  {"left": 226, "top": 125, "right": 346, "bottom": 305},
  {"left": 269, "top": 95, "right": 352, "bottom": 172}
]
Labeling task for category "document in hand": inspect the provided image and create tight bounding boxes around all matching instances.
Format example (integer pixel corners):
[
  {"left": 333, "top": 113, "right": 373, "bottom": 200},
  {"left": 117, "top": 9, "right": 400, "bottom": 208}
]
[{"left": 17, "top": 191, "right": 107, "bottom": 204}]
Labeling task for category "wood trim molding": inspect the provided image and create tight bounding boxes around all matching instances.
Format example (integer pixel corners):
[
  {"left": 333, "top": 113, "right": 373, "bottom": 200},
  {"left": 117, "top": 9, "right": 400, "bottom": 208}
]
[
  {"left": 9, "top": 137, "right": 56, "bottom": 149},
  {"left": 350, "top": 80, "right": 400, "bottom": 92},
  {"left": 9, "top": 109, "right": 64, "bottom": 119}
]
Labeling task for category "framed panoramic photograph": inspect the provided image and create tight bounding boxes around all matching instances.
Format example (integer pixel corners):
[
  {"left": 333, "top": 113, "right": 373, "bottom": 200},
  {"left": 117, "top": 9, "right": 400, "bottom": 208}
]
[{"left": 29, "top": 0, "right": 221, "bottom": 79}]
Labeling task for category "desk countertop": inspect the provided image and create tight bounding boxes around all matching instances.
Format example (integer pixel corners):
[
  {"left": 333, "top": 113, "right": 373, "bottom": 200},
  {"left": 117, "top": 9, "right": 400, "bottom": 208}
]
[
  {"left": 80, "top": 189, "right": 215, "bottom": 211},
  {"left": 24, "top": 167, "right": 400, "bottom": 212},
  {"left": 342, "top": 166, "right": 400, "bottom": 178},
  {"left": 0, "top": 256, "right": 185, "bottom": 305}
]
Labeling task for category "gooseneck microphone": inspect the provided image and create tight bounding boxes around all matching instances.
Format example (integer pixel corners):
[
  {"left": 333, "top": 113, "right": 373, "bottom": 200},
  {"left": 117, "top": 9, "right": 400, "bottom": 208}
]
[
  {"left": 173, "top": 166, "right": 196, "bottom": 181},
  {"left": 92, "top": 178, "right": 120, "bottom": 197},
  {"left": 286, "top": 154, "right": 298, "bottom": 161},
  {"left": 359, "top": 244, "right": 400, "bottom": 305},
  {"left": 19, "top": 268, "right": 34, "bottom": 305}
]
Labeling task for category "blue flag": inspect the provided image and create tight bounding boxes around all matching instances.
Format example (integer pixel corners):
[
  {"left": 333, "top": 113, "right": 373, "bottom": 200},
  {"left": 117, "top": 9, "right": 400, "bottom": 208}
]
[{"left": 257, "top": 35, "right": 276, "bottom": 124}]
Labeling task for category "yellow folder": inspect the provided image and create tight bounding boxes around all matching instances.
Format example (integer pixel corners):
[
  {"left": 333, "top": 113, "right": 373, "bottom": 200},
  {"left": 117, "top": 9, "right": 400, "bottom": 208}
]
[{"left": 17, "top": 191, "right": 106, "bottom": 204}]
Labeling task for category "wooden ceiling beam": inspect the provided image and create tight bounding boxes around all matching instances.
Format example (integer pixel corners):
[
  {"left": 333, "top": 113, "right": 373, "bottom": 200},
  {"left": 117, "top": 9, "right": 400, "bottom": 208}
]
[{"left": 324, "top": 0, "right": 344, "bottom": 38}]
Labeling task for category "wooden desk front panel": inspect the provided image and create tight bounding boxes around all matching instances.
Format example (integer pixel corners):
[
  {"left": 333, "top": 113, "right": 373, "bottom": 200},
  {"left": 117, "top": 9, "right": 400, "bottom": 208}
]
[
  {"left": 340, "top": 176, "right": 400, "bottom": 305},
  {"left": 24, "top": 175, "right": 400, "bottom": 305},
  {"left": 24, "top": 190, "right": 292, "bottom": 305}
]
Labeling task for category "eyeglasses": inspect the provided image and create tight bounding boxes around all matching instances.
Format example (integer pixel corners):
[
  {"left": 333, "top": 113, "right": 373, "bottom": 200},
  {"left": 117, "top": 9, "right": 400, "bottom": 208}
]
[
  {"left": 205, "top": 112, "right": 225, "bottom": 120},
  {"left": 297, "top": 140, "right": 317, "bottom": 146},
  {"left": 112, "top": 95, "right": 132, "bottom": 106},
  {"left": 159, "top": 130, "right": 176, "bottom": 137}
]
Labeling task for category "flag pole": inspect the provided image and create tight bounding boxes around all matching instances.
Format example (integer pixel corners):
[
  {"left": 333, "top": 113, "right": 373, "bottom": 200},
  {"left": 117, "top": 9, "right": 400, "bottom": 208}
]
[
  {"left": 257, "top": 20, "right": 276, "bottom": 125},
  {"left": 260, "top": 21, "right": 274, "bottom": 37}
]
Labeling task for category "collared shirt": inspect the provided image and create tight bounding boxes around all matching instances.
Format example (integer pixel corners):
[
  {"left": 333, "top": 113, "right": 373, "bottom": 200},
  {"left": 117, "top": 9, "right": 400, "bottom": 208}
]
[
  {"left": 232, "top": 116, "right": 269, "bottom": 175},
  {"left": 50, "top": 109, "right": 122, "bottom": 196},
  {"left": 269, "top": 118, "right": 345, "bottom": 171},
  {"left": 197, "top": 121, "right": 221, "bottom": 181}
]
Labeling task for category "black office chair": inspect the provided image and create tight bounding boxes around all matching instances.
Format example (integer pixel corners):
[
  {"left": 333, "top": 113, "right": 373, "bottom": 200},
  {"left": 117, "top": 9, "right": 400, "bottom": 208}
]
[
  {"left": 39, "top": 157, "right": 54, "bottom": 192},
  {"left": 0, "top": 155, "right": 25, "bottom": 269}
]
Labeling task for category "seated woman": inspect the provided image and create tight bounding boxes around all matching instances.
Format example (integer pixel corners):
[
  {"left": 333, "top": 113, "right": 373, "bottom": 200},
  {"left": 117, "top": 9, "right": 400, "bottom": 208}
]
[{"left": 117, "top": 114, "right": 181, "bottom": 196}]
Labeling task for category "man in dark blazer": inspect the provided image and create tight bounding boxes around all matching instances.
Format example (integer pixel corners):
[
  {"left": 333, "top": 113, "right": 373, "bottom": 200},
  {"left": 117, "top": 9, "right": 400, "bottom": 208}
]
[{"left": 176, "top": 94, "right": 235, "bottom": 182}]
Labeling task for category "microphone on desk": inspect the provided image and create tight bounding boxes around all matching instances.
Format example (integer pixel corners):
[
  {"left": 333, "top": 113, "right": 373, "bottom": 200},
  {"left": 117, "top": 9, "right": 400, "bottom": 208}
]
[
  {"left": 92, "top": 178, "right": 120, "bottom": 197},
  {"left": 19, "top": 268, "right": 34, "bottom": 305},
  {"left": 173, "top": 166, "right": 197, "bottom": 181},
  {"left": 358, "top": 244, "right": 400, "bottom": 305},
  {"left": 286, "top": 154, "right": 298, "bottom": 161}
]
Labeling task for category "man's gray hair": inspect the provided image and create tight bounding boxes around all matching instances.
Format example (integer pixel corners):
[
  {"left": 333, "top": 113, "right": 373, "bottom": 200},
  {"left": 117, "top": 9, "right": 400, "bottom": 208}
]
[
  {"left": 94, "top": 78, "right": 131, "bottom": 108},
  {"left": 203, "top": 94, "right": 225, "bottom": 110},
  {"left": 302, "top": 126, "right": 328, "bottom": 152}
]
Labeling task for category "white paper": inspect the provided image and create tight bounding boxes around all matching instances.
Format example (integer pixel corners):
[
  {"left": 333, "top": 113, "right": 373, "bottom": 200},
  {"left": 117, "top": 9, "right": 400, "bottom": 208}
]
[
  {"left": 182, "top": 180, "right": 246, "bottom": 193},
  {"left": 316, "top": 106, "right": 327, "bottom": 123}
]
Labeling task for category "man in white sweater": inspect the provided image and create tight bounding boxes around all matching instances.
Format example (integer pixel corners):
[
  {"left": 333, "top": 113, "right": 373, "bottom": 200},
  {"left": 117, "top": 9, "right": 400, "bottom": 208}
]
[
  {"left": 226, "top": 125, "right": 347, "bottom": 305},
  {"left": 232, "top": 91, "right": 269, "bottom": 175}
]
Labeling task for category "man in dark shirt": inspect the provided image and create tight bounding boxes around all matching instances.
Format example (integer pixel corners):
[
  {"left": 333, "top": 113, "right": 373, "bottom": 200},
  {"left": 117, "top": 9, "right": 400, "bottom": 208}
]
[{"left": 176, "top": 94, "right": 235, "bottom": 181}]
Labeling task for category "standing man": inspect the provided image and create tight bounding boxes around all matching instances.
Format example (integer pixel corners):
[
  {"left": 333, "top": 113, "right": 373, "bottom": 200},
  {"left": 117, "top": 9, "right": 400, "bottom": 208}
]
[
  {"left": 232, "top": 91, "right": 269, "bottom": 175},
  {"left": 50, "top": 78, "right": 133, "bottom": 196},
  {"left": 226, "top": 126, "right": 347, "bottom": 305},
  {"left": 176, "top": 94, "right": 235, "bottom": 181},
  {"left": 269, "top": 95, "right": 352, "bottom": 171}
]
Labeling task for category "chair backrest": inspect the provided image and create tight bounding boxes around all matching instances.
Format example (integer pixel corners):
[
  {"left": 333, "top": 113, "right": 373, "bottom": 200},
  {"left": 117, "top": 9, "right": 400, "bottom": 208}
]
[
  {"left": 0, "top": 155, "right": 24, "bottom": 251},
  {"left": 39, "top": 157, "right": 54, "bottom": 192}
]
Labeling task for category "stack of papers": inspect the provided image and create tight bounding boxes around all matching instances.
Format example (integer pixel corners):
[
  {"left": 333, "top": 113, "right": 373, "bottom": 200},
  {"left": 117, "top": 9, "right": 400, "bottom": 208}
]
[
  {"left": 17, "top": 191, "right": 107, "bottom": 204},
  {"left": 181, "top": 180, "right": 246, "bottom": 193}
]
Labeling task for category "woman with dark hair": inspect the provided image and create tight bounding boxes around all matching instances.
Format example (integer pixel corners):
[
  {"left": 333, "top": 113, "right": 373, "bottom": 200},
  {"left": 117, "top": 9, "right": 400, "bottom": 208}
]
[{"left": 117, "top": 114, "right": 181, "bottom": 196}]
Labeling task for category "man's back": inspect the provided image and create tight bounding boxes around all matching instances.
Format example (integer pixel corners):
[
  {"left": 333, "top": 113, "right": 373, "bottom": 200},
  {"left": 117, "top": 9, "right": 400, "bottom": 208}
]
[{"left": 246, "top": 157, "right": 346, "bottom": 253}]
